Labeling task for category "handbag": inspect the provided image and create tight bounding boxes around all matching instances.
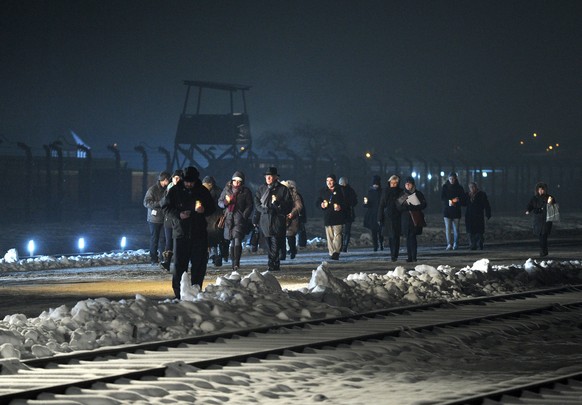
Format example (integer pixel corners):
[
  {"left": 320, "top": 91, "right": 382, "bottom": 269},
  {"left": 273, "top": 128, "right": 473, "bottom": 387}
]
[
  {"left": 410, "top": 210, "right": 427, "bottom": 227},
  {"left": 546, "top": 203, "right": 560, "bottom": 222},
  {"left": 216, "top": 212, "right": 226, "bottom": 229}
]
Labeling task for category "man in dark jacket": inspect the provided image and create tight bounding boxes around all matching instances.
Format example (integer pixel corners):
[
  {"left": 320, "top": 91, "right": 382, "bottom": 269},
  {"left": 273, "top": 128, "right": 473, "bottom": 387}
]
[
  {"left": 363, "top": 175, "right": 383, "bottom": 252},
  {"left": 463, "top": 182, "right": 492, "bottom": 250},
  {"left": 441, "top": 172, "right": 465, "bottom": 250},
  {"left": 316, "top": 174, "right": 346, "bottom": 260},
  {"left": 339, "top": 177, "right": 358, "bottom": 253},
  {"left": 143, "top": 171, "right": 171, "bottom": 265},
  {"left": 526, "top": 182, "right": 557, "bottom": 257},
  {"left": 378, "top": 175, "right": 403, "bottom": 261},
  {"left": 254, "top": 167, "right": 293, "bottom": 271},
  {"left": 163, "top": 166, "right": 216, "bottom": 299}
]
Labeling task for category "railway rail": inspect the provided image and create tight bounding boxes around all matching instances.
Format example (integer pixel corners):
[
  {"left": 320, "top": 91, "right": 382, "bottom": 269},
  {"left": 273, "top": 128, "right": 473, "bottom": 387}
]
[{"left": 1, "top": 285, "right": 582, "bottom": 404}]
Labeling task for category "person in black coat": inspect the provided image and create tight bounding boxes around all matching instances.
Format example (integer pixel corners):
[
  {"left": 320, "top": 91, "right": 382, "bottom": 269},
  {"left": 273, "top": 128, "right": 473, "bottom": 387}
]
[
  {"left": 463, "top": 182, "right": 492, "bottom": 250},
  {"left": 363, "top": 175, "right": 383, "bottom": 251},
  {"left": 378, "top": 175, "right": 403, "bottom": 261},
  {"left": 316, "top": 174, "right": 346, "bottom": 260},
  {"left": 441, "top": 171, "right": 465, "bottom": 250},
  {"left": 203, "top": 176, "right": 226, "bottom": 267},
  {"left": 218, "top": 171, "right": 254, "bottom": 271},
  {"left": 398, "top": 176, "right": 427, "bottom": 262},
  {"left": 526, "top": 182, "right": 557, "bottom": 257},
  {"left": 254, "top": 167, "right": 293, "bottom": 271},
  {"left": 163, "top": 166, "right": 216, "bottom": 298},
  {"left": 339, "top": 177, "right": 358, "bottom": 253}
]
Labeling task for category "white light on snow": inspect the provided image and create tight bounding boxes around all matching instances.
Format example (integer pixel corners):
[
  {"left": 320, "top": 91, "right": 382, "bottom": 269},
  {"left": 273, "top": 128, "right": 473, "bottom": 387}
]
[{"left": 120, "top": 236, "right": 127, "bottom": 250}]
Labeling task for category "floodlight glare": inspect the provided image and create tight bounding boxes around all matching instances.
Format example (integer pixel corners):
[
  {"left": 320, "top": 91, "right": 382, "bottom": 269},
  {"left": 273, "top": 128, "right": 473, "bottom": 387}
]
[
  {"left": 27, "top": 240, "right": 35, "bottom": 256},
  {"left": 120, "top": 236, "right": 127, "bottom": 250},
  {"left": 78, "top": 237, "right": 86, "bottom": 252}
]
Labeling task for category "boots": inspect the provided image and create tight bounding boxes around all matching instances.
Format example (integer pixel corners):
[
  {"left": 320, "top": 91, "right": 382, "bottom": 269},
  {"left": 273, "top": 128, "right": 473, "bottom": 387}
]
[
  {"left": 160, "top": 250, "right": 173, "bottom": 271},
  {"left": 233, "top": 245, "right": 242, "bottom": 270}
]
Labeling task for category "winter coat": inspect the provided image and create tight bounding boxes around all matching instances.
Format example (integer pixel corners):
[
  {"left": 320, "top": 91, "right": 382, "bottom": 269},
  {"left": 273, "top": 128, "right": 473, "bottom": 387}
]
[
  {"left": 254, "top": 180, "right": 293, "bottom": 237},
  {"left": 218, "top": 182, "right": 254, "bottom": 240},
  {"left": 316, "top": 185, "right": 346, "bottom": 226},
  {"left": 463, "top": 190, "right": 491, "bottom": 234},
  {"left": 286, "top": 186, "right": 304, "bottom": 237},
  {"left": 206, "top": 185, "right": 224, "bottom": 244},
  {"left": 378, "top": 186, "right": 403, "bottom": 238},
  {"left": 143, "top": 182, "right": 167, "bottom": 224},
  {"left": 363, "top": 186, "right": 382, "bottom": 231},
  {"left": 526, "top": 193, "right": 556, "bottom": 236},
  {"left": 341, "top": 184, "right": 358, "bottom": 223},
  {"left": 398, "top": 188, "right": 427, "bottom": 236},
  {"left": 441, "top": 181, "right": 465, "bottom": 219},
  {"left": 162, "top": 179, "right": 216, "bottom": 240}
]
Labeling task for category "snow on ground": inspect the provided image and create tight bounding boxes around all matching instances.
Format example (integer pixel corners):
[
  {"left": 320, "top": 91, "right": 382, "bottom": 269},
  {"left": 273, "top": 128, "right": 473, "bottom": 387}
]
[
  {"left": 0, "top": 247, "right": 581, "bottom": 362},
  {"left": 1, "top": 247, "right": 582, "bottom": 403}
]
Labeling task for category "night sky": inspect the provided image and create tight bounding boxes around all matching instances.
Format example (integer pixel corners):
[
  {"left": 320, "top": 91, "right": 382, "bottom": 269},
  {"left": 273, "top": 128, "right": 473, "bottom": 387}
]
[{"left": 1, "top": 0, "right": 581, "bottom": 160}]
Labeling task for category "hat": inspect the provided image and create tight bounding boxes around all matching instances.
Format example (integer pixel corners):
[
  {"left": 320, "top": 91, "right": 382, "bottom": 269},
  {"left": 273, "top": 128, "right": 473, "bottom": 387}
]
[
  {"left": 183, "top": 166, "right": 200, "bottom": 182},
  {"left": 339, "top": 177, "right": 348, "bottom": 186},
  {"left": 535, "top": 182, "right": 548, "bottom": 191},
  {"left": 327, "top": 174, "right": 337, "bottom": 182},
  {"left": 202, "top": 176, "right": 215, "bottom": 185},
  {"left": 172, "top": 169, "right": 184, "bottom": 178},
  {"left": 232, "top": 171, "right": 245, "bottom": 183},
  {"left": 264, "top": 167, "right": 279, "bottom": 176},
  {"left": 448, "top": 171, "right": 458, "bottom": 178},
  {"left": 158, "top": 171, "right": 171, "bottom": 182},
  {"left": 372, "top": 175, "right": 381, "bottom": 186},
  {"left": 405, "top": 176, "right": 415, "bottom": 184}
]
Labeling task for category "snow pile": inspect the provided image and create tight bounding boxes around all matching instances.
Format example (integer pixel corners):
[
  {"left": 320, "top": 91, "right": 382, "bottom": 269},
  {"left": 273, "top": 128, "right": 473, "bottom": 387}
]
[
  {"left": 0, "top": 249, "right": 151, "bottom": 271},
  {"left": 0, "top": 258, "right": 581, "bottom": 362}
]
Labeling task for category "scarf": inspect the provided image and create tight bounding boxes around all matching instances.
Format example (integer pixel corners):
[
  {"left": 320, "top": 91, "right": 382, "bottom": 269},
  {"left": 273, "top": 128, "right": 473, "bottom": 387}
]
[{"left": 260, "top": 183, "right": 274, "bottom": 207}]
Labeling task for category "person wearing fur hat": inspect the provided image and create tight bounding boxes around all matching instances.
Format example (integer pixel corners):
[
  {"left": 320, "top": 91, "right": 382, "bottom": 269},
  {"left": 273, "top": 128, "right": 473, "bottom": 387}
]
[
  {"left": 254, "top": 167, "right": 293, "bottom": 271},
  {"left": 143, "top": 171, "right": 171, "bottom": 265},
  {"left": 218, "top": 171, "right": 254, "bottom": 270},
  {"left": 526, "top": 182, "right": 557, "bottom": 257},
  {"left": 363, "top": 175, "right": 383, "bottom": 252},
  {"left": 398, "top": 176, "right": 427, "bottom": 262},
  {"left": 441, "top": 171, "right": 465, "bottom": 250},
  {"left": 163, "top": 166, "right": 216, "bottom": 298},
  {"left": 316, "top": 174, "right": 347, "bottom": 260}
]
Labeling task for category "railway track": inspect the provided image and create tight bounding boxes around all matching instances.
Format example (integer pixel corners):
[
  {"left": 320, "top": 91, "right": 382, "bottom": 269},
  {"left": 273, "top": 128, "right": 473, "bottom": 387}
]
[{"left": 2, "top": 285, "right": 582, "bottom": 404}]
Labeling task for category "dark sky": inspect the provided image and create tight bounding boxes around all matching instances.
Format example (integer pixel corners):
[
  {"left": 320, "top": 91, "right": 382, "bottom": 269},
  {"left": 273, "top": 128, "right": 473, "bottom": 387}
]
[{"left": 1, "top": 0, "right": 581, "bottom": 159}]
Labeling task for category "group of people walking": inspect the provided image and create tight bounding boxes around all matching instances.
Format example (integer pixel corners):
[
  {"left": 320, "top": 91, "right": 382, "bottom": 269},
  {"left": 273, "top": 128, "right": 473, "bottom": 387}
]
[
  {"left": 143, "top": 166, "right": 307, "bottom": 299},
  {"left": 144, "top": 165, "right": 558, "bottom": 299}
]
